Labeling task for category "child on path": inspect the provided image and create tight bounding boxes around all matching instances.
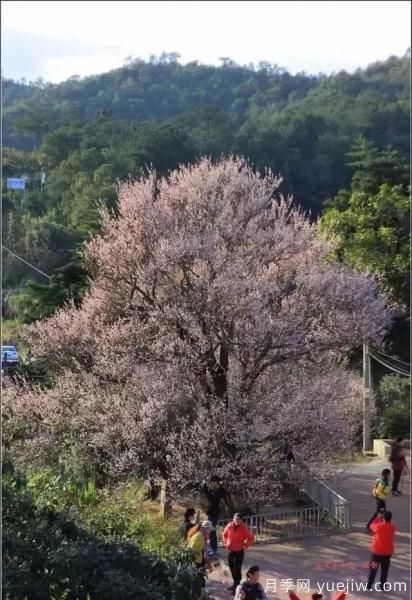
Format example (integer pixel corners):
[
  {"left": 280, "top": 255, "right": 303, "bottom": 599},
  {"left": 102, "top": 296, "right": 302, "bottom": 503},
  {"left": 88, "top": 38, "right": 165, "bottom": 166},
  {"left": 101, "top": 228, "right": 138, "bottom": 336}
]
[{"left": 366, "top": 468, "right": 391, "bottom": 530}]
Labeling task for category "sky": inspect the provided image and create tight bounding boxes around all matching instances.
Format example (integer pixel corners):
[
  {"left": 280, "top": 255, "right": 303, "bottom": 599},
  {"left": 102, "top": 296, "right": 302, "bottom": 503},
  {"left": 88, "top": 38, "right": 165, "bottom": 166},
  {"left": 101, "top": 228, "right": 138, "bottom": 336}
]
[{"left": 1, "top": 1, "right": 411, "bottom": 83}]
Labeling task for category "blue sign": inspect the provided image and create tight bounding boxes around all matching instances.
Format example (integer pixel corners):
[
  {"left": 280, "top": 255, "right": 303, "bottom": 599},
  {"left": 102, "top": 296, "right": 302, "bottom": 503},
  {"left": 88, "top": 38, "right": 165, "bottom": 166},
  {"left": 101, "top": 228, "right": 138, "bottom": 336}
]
[{"left": 7, "top": 178, "right": 25, "bottom": 190}]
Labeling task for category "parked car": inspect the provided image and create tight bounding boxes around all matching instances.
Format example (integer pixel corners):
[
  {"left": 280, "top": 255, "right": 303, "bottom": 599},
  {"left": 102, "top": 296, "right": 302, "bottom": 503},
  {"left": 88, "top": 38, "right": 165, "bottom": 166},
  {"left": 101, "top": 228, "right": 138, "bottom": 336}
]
[{"left": 1, "top": 345, "right": 20, "bottom": 367}]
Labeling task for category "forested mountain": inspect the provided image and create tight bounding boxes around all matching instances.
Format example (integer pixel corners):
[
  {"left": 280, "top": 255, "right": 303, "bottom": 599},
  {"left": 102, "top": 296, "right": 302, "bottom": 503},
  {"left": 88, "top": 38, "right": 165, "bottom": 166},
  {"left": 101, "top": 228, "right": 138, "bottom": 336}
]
[
  {"left": 2, "top": 52, "right": 410, "bottom": 296},
  {"left": 4, "top": 52, "right": 410, "bottom": 130}
]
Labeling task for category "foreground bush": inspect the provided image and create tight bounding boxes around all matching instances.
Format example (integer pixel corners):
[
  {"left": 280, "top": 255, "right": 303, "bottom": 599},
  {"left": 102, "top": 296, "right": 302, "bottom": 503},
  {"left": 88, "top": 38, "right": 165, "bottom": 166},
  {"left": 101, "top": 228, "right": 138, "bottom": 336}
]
[{"left": 2, "top": 459, "right": 207, "bottom": 600}]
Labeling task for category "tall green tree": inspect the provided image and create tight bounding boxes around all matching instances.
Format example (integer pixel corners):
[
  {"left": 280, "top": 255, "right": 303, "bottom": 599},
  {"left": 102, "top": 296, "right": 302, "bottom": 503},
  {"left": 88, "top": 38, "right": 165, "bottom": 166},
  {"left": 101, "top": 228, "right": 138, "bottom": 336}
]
[
  {"left": 321, "top": 139, "right": 409, "bottom": 308},
  {"left": 11, "top": 262, "right": 88, "bottom": 324},
  {"left": 346, "top": 135, "right": 409, "bottom": 194},
  {"left": 11, "top": 102, "right": 52, "bottom": 148}
]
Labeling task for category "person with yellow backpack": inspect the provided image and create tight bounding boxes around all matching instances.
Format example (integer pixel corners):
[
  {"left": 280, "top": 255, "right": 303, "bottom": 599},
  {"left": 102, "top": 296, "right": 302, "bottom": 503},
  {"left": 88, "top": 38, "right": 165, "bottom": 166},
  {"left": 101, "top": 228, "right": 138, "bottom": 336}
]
[
  {"left": 187, "top": 521, "right": 213, "bottom": 569},
  {"left": 366, "top": 468, "right": 391, "bottom": 530}
]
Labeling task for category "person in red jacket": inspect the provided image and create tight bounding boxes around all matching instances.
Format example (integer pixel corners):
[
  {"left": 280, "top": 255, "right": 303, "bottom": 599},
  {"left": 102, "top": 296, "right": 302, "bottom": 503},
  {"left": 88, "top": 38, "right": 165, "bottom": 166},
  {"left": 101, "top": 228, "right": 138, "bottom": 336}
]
[
  {"left": 367, "top": 509, "right": 396, "bottom": 591},
  {"left": 223, "top": 513, "right": 255, "bottom": 595}
]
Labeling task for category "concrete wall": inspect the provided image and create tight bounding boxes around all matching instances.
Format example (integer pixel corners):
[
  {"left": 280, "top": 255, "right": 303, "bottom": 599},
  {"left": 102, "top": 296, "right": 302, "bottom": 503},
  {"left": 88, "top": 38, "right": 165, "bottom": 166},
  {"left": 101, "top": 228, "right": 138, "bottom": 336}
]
[
  {"left": 373, "top": 439, "right": 411, "bottom": 460},
  {"left": 373, "top": 439, "right": 392, "bottom": 459}
]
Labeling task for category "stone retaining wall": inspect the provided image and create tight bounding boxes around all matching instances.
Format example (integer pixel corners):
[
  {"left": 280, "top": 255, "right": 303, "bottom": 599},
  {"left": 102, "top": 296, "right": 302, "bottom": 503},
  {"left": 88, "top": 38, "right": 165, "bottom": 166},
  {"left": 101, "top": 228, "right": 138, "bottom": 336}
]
[{"left": 373, "top": 438, "right": 411, "bottom": 459}]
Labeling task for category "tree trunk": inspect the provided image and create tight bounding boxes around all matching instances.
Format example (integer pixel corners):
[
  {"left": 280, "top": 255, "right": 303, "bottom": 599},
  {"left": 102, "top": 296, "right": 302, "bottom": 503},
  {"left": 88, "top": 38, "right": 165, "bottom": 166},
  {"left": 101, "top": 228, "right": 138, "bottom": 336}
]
[{"left": 159, "top": 477, "right": 173, "bottom": 518}]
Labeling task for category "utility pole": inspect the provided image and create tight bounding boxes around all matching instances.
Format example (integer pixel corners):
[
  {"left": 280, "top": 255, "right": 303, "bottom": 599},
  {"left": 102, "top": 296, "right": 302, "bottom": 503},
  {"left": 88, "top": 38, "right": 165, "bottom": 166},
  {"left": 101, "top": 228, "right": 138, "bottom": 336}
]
[
  {"left": 40, "top": 167, "right": 46, "bottom": 192},
  {"left": 363, "top": 343, "right": 372, "bottom": 452}
]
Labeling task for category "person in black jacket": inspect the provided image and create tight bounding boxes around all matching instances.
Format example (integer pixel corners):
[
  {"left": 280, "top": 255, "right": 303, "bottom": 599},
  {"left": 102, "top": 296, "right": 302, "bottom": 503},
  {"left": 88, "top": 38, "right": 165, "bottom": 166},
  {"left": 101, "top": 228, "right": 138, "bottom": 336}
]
[
  {"left": 282, "top": 439, "right": 295, "bottom": 465},
  {"left": 203, "top": 476, "right": 232, "bottom": 555},
  {"left": 389, "top": 437, "right": 408, "bottom": 495}
]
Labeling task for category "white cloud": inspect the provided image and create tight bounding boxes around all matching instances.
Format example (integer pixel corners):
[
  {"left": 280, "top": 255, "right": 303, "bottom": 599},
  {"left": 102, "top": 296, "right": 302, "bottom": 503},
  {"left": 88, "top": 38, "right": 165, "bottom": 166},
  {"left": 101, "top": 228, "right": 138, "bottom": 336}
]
[
  {"left": 2, "top": 0, "right": 410, "bottom": 82},
  {"left": 43, "top": 54, "right": 125, "bottom": 83}
]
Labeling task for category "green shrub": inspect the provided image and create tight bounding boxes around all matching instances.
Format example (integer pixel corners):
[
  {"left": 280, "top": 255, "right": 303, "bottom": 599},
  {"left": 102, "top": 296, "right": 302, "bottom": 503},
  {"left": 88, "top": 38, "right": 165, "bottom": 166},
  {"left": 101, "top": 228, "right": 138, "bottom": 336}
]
[
  {"left": 82, "top": 481, "right": 183, "bottom": 557},
  {"left": 2, "top": 459, "right": 206, "bottom": 600},
  {"left": 27, "top": 467, "right": 98, "bottom": 511},
  {"left": 375, "top": 375, "right": 410, "bottom": 438},
  {"left": 83, "top": 501, "right": 146, "bottom": 537},
  {"left": 26, "top": 469, "right": 184, "bottom": 559}
]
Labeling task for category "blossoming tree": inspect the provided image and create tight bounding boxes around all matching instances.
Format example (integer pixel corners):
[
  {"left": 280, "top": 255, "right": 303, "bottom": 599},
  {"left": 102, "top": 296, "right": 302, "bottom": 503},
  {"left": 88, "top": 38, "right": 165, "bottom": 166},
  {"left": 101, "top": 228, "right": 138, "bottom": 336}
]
[{"left": 6, "top": 158, "right": 390, "bottom": 515}]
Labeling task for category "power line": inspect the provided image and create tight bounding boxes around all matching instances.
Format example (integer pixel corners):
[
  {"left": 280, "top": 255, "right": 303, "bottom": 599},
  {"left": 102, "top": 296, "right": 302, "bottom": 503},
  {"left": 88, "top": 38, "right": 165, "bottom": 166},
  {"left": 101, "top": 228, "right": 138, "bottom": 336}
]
[
  {"left": 370, "top": 350, "right": 409, "bottom": 375},
  {"left": 373, "top": 356, "right": 411, "bottom": 375},
  {"left": 370, "top": 356, "right": 409, "bottom": 377},
  {"left": 2, "top": 245, "right": 50, "bottom": 280},
  {"left": 369, "top": 348, "right": 411, "bottom": 374},
  {"left": 370, "top": 346, "right": 410, "bottom": 369},
  {"left": 368, "top": 348, "right": 410, "bottom": 377}
]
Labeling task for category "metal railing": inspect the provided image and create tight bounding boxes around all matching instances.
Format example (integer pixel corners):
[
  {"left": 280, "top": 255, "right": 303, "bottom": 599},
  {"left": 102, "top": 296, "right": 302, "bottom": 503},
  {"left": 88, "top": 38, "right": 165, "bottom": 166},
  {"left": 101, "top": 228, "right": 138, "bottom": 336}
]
[
  {"left": 216, "top": 505, "right": 346, "bottom": 545},
  {"left": 302, "top": 479, "right": 351, "bottom": 530},
  {"left": 216, "top": 480, "right": 350, "bottom": 545}
]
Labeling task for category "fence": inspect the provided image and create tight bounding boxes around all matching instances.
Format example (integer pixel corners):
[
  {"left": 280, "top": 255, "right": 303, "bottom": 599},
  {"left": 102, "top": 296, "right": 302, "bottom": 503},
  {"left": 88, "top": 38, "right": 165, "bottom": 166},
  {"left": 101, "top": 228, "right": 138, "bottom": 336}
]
[
  {"left": 216, "top": 480, "right": 350, "bottom": 545},
  {"left": 302, "top": 478, "right": 351, "bottom": 530},
  {"left": 216, "top": 506, "right": 344, "bottom": 545}
]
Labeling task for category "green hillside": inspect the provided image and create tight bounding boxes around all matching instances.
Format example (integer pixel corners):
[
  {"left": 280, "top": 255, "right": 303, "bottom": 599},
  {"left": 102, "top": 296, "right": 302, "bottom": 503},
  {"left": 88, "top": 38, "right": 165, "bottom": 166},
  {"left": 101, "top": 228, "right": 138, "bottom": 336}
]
[{"left": 2, "top": 52, "right": 410, "bottom": 304}]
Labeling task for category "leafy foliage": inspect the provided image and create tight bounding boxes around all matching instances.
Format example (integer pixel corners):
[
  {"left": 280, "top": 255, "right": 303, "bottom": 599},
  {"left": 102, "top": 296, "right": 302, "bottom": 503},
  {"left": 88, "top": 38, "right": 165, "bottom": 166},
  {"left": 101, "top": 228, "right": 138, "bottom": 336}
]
[
  {"left": 27, "top": 467, "right": 98, "bottom": 511},
  {"left": 11, "top": 262, "right": 88, "bottom": 324},
  {"left": 2, "top": 459, "right": 206, "bottom": 600},
  {"left": 2, "top": 54, "right": 409, "bottom": 302},
  {"left": 375, "top": 375, "right": 411, "bottom": 439},
  {"left": 321, "top": 137, "right": 410, "bottom": 308}
]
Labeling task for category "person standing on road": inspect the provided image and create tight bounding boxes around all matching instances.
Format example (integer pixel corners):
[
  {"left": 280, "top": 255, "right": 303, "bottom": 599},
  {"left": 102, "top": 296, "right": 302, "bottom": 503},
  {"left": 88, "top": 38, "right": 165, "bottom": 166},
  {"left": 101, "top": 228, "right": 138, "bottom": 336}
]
[
  {"left": 223, "top": 513, "right": 255, "bottom": 595},
  {"left": 366, "top": 468, "right": 391, "bottom": 530},
  {"left": 203, "top": 476, "right": 232, "bottom": 556},
  {"left": 366, "top": 510, "right": 396, "bottom": 591},
  {"left": 390, "top": 437, "right": 408, "bottom": 496}
]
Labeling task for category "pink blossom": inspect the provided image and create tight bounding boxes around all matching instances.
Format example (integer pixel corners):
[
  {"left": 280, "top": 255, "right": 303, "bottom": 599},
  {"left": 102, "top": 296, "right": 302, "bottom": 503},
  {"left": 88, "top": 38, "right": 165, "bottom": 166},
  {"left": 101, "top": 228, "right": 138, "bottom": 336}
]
[{"left": 8, "top": 157, "right": 390, "bottom": 502}]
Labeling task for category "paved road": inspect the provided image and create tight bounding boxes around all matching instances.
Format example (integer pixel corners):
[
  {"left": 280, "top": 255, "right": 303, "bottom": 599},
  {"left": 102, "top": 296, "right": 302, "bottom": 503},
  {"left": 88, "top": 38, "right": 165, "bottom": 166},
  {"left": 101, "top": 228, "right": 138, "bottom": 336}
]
[
  {"left": 328, "top": 457, "right": 410, "bottom": 530},
  {"left": 206, "top": 458, "right": 410, "bottom": 600}
]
